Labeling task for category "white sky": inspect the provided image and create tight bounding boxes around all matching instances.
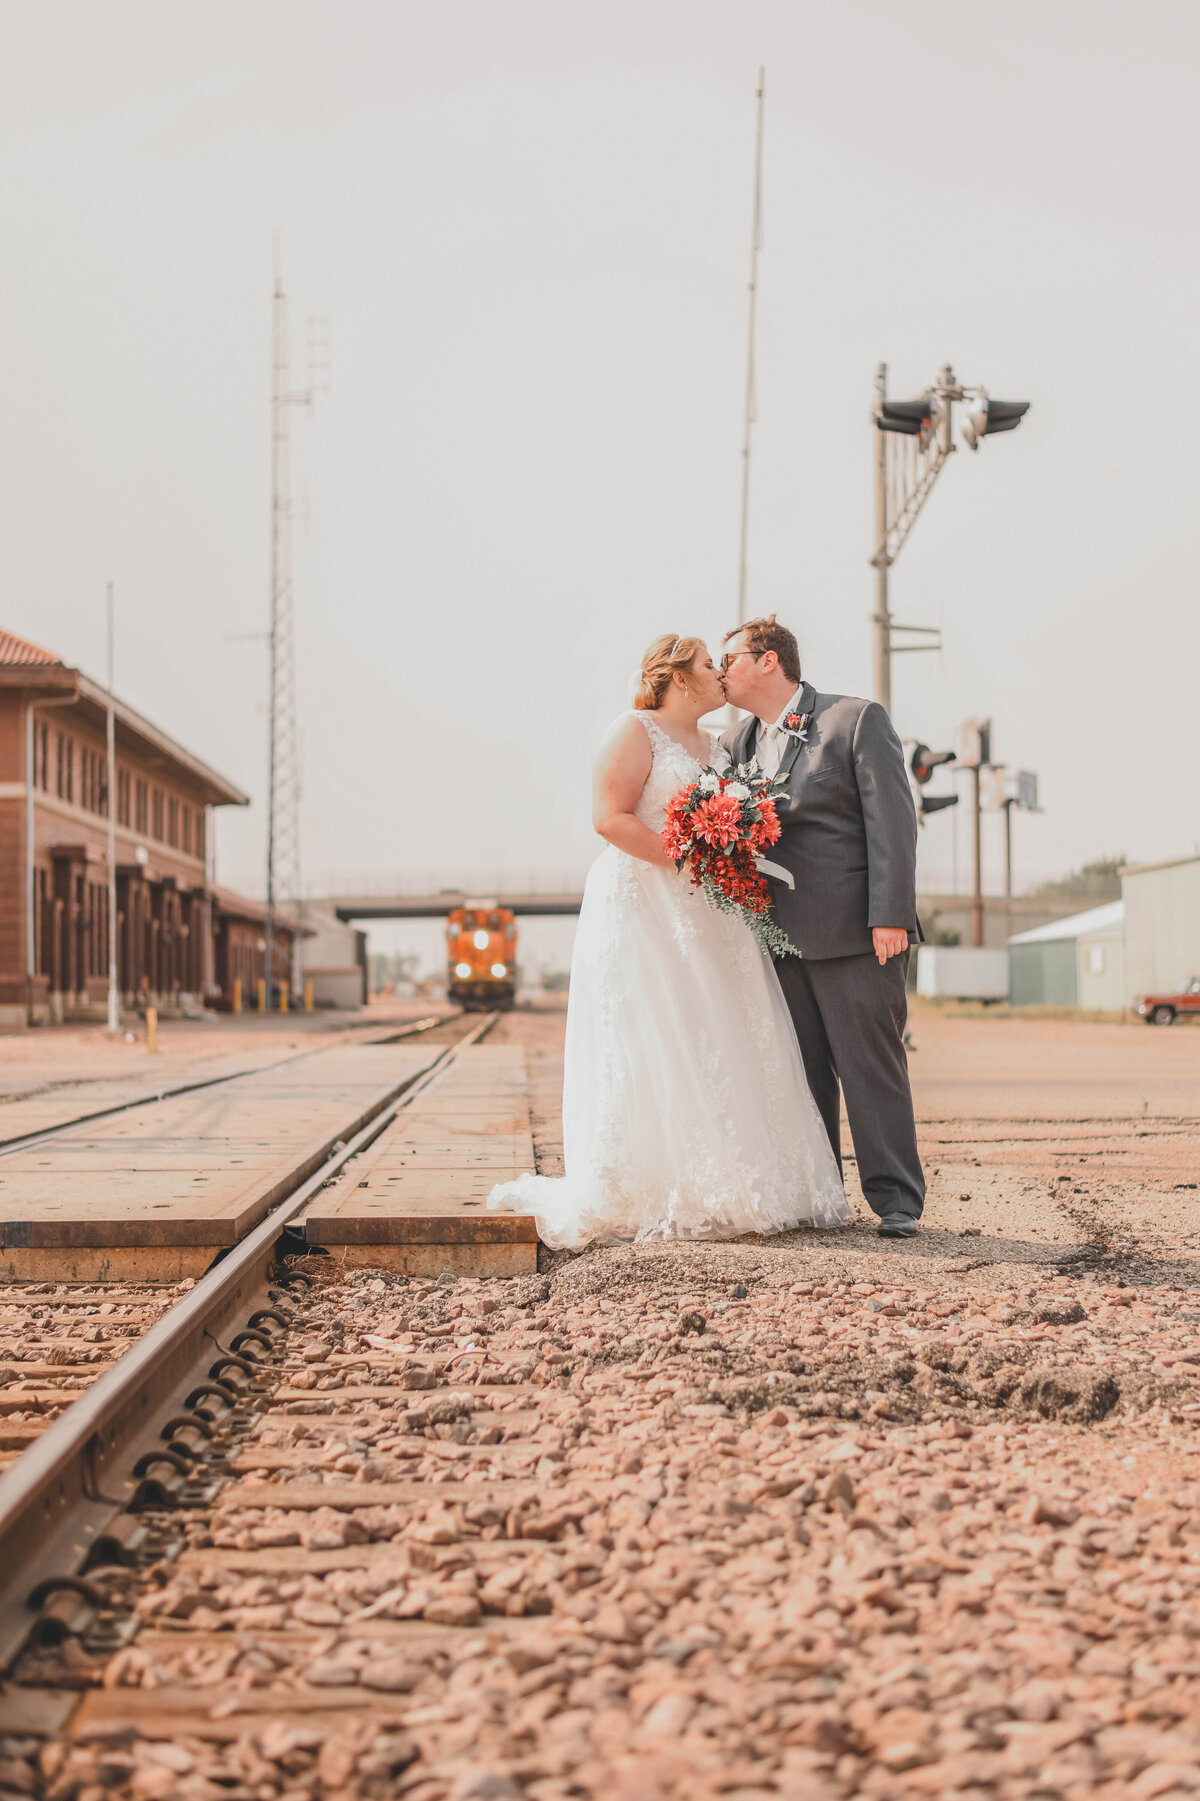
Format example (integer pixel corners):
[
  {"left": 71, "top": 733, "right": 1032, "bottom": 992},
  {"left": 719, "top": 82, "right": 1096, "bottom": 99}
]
[{"left": 3, "top": 0, "right": 1199, "bottom": 945}]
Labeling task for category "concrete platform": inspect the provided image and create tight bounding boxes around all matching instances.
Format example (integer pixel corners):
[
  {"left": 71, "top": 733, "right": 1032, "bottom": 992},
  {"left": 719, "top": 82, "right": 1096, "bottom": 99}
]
[
  {"left": 0, "top": 1045, "right": 298, "bottom": 1148},
  {"left": 0, "top": 1044, "right": 441, "bottom": 1282},
  {"left": 304, "top": 1044, "right": 539, "bottom": 1275}
]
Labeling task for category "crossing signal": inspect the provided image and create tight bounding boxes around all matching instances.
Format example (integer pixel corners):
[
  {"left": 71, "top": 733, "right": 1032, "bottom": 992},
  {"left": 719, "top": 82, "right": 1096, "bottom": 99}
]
[{"left": 962, "top": 392, "right": 1031, "bottom": 451}]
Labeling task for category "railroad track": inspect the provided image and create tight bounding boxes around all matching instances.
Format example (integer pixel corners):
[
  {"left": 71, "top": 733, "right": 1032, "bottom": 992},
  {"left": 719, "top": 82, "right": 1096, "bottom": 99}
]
[
  {"left": 0, "top": 1013, "right": 499, "bottom": 1656},
  {"left": 0, "top": 1010, "right": 457, "bottom": 1157}
]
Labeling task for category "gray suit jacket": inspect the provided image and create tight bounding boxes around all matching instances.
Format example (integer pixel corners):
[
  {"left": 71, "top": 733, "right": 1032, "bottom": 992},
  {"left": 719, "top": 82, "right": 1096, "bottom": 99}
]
[{"left": 719, "top": 681, "right": 921, "bottom": 960}]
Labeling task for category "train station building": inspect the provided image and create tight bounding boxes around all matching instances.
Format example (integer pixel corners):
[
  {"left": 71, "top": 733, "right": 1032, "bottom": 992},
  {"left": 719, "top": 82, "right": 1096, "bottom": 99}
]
[{"left": 0, "top": 627, "right": 300, "bottom": 1027}]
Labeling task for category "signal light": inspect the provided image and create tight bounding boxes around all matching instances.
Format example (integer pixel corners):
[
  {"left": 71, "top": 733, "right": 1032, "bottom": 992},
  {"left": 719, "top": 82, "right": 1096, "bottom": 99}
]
[
  {"left": 473, "top": 930, "right": 490, "bottom": 949},
  {"left": 877, "top": 395, "right": 933, "bottom": 437},
  {"left": 909, "top": 742, "right": 958, "bottom": 824},
  {"left": 910, "top": 743, "right": 957, "bottom": 785},
  {"left": 454, "top": 962, "right": 472, "bottom": 979},
  {"left": 491, "top": 963, "right": 508, "bottom": 978},
  {"left": 962, "top": 392, "right": 1030, "bottom": 451}
]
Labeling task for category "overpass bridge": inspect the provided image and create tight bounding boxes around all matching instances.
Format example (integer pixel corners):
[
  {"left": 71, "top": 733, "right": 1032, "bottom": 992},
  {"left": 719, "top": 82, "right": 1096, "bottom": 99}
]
[
  {"left": 305, "top": 871, "right": 590, "bottom": 922},
  {"left": 304, "top": 875, "right": 1080, "bottom": 941}
]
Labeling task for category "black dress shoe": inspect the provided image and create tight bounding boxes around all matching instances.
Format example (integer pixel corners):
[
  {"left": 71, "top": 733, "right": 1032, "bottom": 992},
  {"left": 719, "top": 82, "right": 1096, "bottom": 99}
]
[{"left": 877, "top": 1213, "right": 919, "bottom": 1238}]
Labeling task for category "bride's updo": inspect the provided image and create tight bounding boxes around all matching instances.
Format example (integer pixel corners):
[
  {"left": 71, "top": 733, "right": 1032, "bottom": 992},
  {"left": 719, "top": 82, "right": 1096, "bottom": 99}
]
[{"left": 633, "top": 633, "right": 704, "bottom": 710}]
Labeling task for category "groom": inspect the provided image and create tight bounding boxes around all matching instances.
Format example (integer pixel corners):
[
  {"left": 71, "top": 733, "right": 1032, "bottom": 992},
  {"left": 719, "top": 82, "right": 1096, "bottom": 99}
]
[{"left": 720, "top": 615, "right": 925, "bottom": 1237}]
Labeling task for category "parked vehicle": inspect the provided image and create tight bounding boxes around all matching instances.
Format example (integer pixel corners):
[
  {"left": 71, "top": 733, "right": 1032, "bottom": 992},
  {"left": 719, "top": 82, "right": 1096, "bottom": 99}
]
[{"left": 1135, "top": 977, "right": 1200, "bottom": 1025}]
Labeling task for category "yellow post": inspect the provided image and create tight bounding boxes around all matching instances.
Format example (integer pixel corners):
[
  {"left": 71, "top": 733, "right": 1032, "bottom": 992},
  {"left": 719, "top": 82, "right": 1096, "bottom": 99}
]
[
  {"left": 279, "top": 979, "right": 289, "bottom": 1013},
  {"left": 145, "top": 1006, "right": 158, "bottom": 1054},
  {"left": 256, "top": 976, "right": 266, "bottom": 1012},
  {"left": 304, "top": 980, "right": 314, "bottom": 1013},
  {"left": 232, "top": 977, "right": 242, "bottom": 1015}
]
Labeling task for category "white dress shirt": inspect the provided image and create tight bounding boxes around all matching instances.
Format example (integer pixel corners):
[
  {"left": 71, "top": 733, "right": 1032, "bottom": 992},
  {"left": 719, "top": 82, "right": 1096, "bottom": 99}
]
[{"left": 755, "top": 687, "right": 804, "bottom": 778}]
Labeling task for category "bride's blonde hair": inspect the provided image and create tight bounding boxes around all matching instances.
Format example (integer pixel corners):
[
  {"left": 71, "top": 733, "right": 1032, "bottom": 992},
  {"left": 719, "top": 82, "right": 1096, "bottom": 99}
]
[{"left": 633, "top": 634, "right": 704, "bottom": 710}]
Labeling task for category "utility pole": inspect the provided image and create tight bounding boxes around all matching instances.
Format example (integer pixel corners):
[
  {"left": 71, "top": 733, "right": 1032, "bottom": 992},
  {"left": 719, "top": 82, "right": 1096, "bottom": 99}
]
[
  {"left": 735, "top": 68, "right": 765, "bottom": 632},
  {"left": 871, "top": 366, "right": 1030, "bottom": 714},
  {"left": 265, "top": 240, "right": 326, "bottom": 1009},
  {"left": 872, "top": 364, "right": 890, "bottom": 711},
  {"left": 105, "top": 582, "right": 120, "bottom": 1035}
]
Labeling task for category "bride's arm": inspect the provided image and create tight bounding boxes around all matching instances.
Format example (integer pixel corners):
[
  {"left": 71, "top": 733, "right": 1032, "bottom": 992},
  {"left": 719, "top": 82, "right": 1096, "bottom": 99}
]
[{"left": 592, "top": 718, "right": 675, "bottom": 867}]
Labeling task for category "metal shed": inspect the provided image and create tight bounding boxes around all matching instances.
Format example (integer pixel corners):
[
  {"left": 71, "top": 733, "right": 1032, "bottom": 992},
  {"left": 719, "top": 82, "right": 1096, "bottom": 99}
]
[
  {"left": 1121, "top": 853, "right": 1200, "bottom": 1009},
  {"left": 1008, "top": 901, "right": 1125, "bottom": 1009}
]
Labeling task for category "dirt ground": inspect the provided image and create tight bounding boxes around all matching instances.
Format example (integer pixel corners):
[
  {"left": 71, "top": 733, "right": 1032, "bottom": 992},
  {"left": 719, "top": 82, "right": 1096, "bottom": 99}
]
[{"left": 491, "top": 998, "right": 1200, "bottom": 1284}]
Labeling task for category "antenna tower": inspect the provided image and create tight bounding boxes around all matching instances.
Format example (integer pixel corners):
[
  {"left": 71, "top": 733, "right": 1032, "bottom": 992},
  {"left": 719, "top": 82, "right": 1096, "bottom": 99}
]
[
  {"left": 265, "top": 240, "right": 327, "bottom": 1006},
  {"left": 735, "top": 67, "right": 766, "bottom": 630}
]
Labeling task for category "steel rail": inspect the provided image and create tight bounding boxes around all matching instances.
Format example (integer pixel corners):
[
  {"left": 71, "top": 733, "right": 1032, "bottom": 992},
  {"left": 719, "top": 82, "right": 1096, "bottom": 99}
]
[
  {"left": 0, "top": 1010, "right": 498, "bottom": 1668},
  {"left": 0, "top": 1010, "right": 455, "bottom": 1159}
]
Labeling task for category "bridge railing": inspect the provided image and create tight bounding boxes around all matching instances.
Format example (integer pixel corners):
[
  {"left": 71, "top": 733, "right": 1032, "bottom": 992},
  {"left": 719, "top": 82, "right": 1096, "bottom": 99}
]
[{"left": 303, "top": 868, "right": 594, "bottom": 900}]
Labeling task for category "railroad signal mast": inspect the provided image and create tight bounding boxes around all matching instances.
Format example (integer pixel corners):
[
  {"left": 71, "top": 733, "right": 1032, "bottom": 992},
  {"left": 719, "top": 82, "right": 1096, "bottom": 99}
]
[
  {"left": 956, "top": 719, "right": 1040, "bottom": 945},
  {"left": 982, "top": 765, "right": 1041, "bottom": 901},
  {"left": 871, "top": 364, "right": 1030, "bottom": 714}
]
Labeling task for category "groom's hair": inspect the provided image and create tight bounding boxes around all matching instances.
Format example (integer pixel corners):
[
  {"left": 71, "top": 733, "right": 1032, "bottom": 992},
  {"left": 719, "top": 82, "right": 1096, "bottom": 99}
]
[{"left": 723, "top": 614, "right": 802, "bottom": 685}]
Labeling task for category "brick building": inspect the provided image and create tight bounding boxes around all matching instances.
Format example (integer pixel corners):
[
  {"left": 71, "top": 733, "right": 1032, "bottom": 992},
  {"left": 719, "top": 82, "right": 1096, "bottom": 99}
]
[{"left": 0, "top": 628, "right": 297, "bottom": 1027}]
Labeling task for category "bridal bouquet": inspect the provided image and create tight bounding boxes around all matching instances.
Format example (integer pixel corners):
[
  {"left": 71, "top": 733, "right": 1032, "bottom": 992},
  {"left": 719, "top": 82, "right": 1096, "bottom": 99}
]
[{"left": 661, "top": 760, "right": 801, "bottom": 958}]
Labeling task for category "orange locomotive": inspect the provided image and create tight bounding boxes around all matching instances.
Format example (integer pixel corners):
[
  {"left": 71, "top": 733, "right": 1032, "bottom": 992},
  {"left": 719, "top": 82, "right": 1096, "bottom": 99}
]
[{"left": 446, "top": 905, "right": 517, "bottom": 1011}]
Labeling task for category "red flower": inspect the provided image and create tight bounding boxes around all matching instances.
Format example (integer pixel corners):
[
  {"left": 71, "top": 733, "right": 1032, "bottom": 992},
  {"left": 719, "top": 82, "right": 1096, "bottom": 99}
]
[{"left": 691, "top": 794, "right": 743, "bottom": 848}]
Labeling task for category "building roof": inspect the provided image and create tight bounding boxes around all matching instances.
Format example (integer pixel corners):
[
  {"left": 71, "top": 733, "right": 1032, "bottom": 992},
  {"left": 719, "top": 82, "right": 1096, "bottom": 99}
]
[
  {"left": 0, "top": 623, "right": 249, "bottom": 809},
  {"left": 0, "top": 628, "right": 60, "bottom": 665},
  {"left": 210, "top": 885, "right": 311, "bottom": 937},
  {"left": 1121, "top": 852, "right": 1200, "bottom": 878},
  {"left": 1008, "top": 900, "right": 1124, "bottom": 946}
]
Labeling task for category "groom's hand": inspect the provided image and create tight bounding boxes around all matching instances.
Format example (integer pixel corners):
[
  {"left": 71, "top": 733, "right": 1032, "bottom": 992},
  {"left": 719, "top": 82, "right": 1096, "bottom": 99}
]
[{"left": 872, "top": 927, "right": 909, "bottom": 966}]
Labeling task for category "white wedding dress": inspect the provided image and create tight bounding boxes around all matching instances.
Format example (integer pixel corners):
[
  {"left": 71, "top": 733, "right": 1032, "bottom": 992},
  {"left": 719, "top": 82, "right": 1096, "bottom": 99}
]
[{"left": 487, "top": 712, "right": 849, "bottom": 1249}]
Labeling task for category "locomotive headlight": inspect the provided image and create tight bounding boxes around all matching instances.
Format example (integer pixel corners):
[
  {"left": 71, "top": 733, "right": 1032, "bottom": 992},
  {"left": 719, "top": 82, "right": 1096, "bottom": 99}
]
[
  {"left": 455, "top": 962, "right": 472, "bottom": 979},
  {"left": 473, "top": 930, "right": 490, "bottom": 949},
  {"left": 491, "top": 962, "right": 507, "bottom": 978}
]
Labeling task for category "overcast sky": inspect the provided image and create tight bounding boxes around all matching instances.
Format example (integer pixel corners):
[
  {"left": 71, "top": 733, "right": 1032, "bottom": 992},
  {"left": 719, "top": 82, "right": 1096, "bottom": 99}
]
[{"left": 3, "top": 0, "right": 1199, "bottom": 925}]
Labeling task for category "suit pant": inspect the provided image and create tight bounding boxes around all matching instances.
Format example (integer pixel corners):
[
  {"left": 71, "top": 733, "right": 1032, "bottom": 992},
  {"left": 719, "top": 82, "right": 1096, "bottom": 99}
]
[{"left": 774, "top": 949, "right": 924, "bottom": 1221}]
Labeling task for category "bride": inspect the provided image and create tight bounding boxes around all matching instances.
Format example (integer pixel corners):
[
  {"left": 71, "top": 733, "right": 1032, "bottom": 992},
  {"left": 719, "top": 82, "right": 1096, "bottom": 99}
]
[{"left": 488, "top": 633, "right": 849, "bottom": 1249}]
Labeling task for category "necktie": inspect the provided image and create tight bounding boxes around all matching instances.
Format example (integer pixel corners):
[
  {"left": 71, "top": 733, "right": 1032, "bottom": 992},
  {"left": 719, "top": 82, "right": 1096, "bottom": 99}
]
[{"left": 759, "top": 722, "right": 784, "bottom": 777}]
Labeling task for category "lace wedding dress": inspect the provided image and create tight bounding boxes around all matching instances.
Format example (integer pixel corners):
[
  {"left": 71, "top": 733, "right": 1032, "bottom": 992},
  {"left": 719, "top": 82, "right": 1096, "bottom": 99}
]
[{"left": 487, "top": 712, "right": 849, "bottom": 1249}]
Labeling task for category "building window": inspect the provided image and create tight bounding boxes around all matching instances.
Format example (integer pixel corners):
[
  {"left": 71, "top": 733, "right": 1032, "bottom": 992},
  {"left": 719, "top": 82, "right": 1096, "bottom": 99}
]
[
  {"left": 181, "top": 806, "right": 192, "bottom": 855},
  {"left": 167, "top": 796, "right": 179, "bottom": 847},
  {"left": 117, "top": 768, "right": 131, "bottom": 827},
  {"left": 56, "top": 733, "right": 74, "bottom": 802},
  {"left": 151, "top": 787, "right": 164, "bottom": 841},
  {"left": 33, "top": 721, "right": 49, "bottom": 790},
  {"left": 135, "top": 777, "right": 148, "bottom": 834},
  {"left": 195, "top": 810, "right": 206, "bottom": 867}
]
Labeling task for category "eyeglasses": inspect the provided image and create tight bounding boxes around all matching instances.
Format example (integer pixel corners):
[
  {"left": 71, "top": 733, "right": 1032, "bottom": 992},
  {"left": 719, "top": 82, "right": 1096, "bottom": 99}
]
[{"left": 719, "top": 649, "right": 765, "bottom": 673}]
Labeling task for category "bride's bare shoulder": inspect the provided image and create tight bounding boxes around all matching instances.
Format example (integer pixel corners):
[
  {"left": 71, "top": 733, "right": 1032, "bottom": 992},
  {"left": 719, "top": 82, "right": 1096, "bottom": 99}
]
[{"left": 594, "top": 711, "right": 653, "bottom": 773}]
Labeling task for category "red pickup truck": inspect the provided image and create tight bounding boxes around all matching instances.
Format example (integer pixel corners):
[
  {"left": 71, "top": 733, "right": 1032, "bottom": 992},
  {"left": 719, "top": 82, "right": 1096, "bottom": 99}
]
[{"left": 1135, "top": 977, "right": 1200, "bottom": 1025}]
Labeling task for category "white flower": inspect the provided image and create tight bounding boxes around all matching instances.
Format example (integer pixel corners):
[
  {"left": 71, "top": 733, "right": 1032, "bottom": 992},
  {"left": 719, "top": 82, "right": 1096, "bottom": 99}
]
[
  {"left": 697, "top": 771, "right": 721, "bottom": 794},
  {"left": 725, "top": 780, "right": 751, "bottom": 800}
]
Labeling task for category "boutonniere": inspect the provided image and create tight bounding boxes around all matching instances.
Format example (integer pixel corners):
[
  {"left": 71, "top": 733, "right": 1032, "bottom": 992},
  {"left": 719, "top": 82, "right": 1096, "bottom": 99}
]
[{"left": 784, "top": 711, "right": 811, "bottom": 742}]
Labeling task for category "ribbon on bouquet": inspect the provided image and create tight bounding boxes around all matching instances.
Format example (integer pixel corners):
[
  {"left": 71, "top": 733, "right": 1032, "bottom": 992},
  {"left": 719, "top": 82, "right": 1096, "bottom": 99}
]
[{"left": 754, "top": 855, "right": 794, "bottom": 890}]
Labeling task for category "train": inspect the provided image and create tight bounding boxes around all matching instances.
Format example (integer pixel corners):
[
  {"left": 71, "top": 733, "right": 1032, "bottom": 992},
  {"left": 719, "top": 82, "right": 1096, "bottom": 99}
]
[{"left": 446, "top": 904, "right": 518, "bottom": 1011}]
